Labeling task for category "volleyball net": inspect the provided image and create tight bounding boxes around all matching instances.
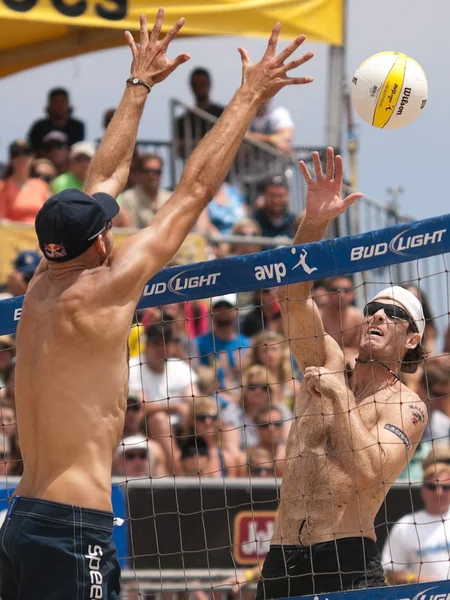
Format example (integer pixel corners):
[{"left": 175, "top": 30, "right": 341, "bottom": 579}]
[{"left": 1, "top": 214, "right": 450, "bottom": 599}]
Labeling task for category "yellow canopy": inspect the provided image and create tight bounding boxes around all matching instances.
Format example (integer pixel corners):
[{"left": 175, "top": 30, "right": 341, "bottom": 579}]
[{"left": 0, "top": 0, "right": 343, "bottom": 78}]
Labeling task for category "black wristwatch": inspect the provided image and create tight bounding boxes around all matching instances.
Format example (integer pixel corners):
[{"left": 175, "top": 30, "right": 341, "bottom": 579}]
[{"left": 126, "top": 77, "right": 152, "bottom": 93}]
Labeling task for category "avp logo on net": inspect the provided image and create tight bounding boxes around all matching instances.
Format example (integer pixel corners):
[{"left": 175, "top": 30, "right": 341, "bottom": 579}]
[
  {"left": 254, "top": 248, "right": 317, "bottom": 284},
  {"left": 143, "top": 270, "right": 221, "bottom": 296},
  {"left": 350, "top": 228, "right": 446, "bottom": 262}
]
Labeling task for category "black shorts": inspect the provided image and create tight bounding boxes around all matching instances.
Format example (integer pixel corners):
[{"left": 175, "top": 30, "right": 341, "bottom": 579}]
[
  {"left": 0, "top": 496, "right": 121, "bottom": 599},
  {"left": 256, "top": 537, "right": 386, "bottom": 599}
]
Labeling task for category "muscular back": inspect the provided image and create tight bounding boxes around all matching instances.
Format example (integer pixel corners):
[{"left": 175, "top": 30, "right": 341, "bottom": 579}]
[{"left": 14, "top": 266, "right": 134, "bottom": 511}]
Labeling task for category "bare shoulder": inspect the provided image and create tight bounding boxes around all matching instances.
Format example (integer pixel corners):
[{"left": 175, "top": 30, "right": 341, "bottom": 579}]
[{"left": 382, "top": 386, "right": 428, "bottom": 440}]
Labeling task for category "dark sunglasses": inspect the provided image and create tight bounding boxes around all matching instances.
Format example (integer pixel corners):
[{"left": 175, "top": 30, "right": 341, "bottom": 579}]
[
  {"left": 251, "top": 466, "right": 275, "bottom": 476},
  {"left": 363, "top": 301, "right": 416, "bottom": 329},
  {"left": 330, "top": 286, "right": 352, "bottom": 293},
  {"left": 34, "top": 173, "right": 54, "bottom": 184},
  {"left": 125, "top": 450, "right": 147, "bottom": 461},
  {"left": 12, "top": 150, "right": 32, "bottom": 158},
  {"left": 127, "top": 403, "right": 141, "bottom": 413},
  {"left": 247, "top": 384, "right": 269, "bottom": 392},
  {"left": 141, "top": 168, "right": 162, "bottom": 176},
  {"left": 423, "top": 481, "right": 450, "bottom": 491},
  {"left": 195, "top": 414, "right": 218, "bottom": 422},
  {"left": 42, "top": 142, "right": 67, "bottom": 151},
  {"left": 88, "top": 220, "right": 112, "bottom": 241},
  {"left": 258, "top": 421, "right": 283, "bottom": 429}
]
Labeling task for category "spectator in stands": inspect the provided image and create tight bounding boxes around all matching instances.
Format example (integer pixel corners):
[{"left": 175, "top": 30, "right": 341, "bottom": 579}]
[
  {"left": 253, "top": 176, "right": 296, "bottom": 239},
  {"left": 114, "top": 434, "right": 167, "bottom": 478},
  {"left": 246, "top": 331, "right": 296, "bottom": 406},
  {"left": 245, "top": 447, "right": 276, "bottom": 478},
  {"left": 39, "top": 130, "right": 70, "bottom": 175},
  {"left": 197, "top": 182, "right": 247, "bottom": 237},
  {"left": 312, "top": 279, "right": 330, "bottom": 308},
  {"left": 247, "top": 100, "right": 294, "bottom": 154},
  {"left": 5, "top": 250, "right": 41, "bottom": 297},
  {"left": 52, "top": 141, "right": 95, "bottom": 193},
  {"left": 123, "top": 395, "right": 145, "bottom": 438},
  {"left": 248, "top": 405, "right": 286, "bottom": 477},
  {"left": 176, "top": 68, "right": 225, "bottom": 157},
  {"left": 0, "top": 400, "right": 17, "bottom": 455},
  {"left": 2, "top": 359, "right": 15, "bottom": 405},
  {"left": 0, "top": 140, "right": 49, "bottom": 222},
  {"left": 405, "top": 285, "right": 436, "bottom": 356},
  {"left": 28, "top": 87, "right": 85, "bottom": 151},
  {"left": 122, "top": 153, "right": 171, "bottom": 228},
  {"left": 319, "top": 275, "right": 363, "bottom": 365},
  {"left": 382, "top": 453, "right": 450, "bottom": 584},
  {"left": 103, "top": 108, "right": 116, "bottom": 131},
  {"left": 182, "top": 396, "right": 241, "bottom": 476},
  {"left": 179, "top": 435, "right": 211, "bottom": 475},
  {"left": 229, "top": 218, "right": 263, "bottom": 257},
  {"left": 241, "top": 289, "right": 281, "bottom": 338},
  {"left": 128, "top": 323, "right": 199, "bottom": 473},
  {"left": 422, "top": 360, "right": 450, "bottom": 446},
  {"left": 221, "top": 364, "right": 292, "bottom": 451},
  {"left": 30, "top": 158, "right": 57, "bottom": 186},
  {"left": 195, "top": 365, "right": 229, "bottom": 411},
  {"left": 197, "top": 294, "right": 251, "bottom": 396},
  {"left": 0, "top": 336, "right": 15, "bottom": 388}
]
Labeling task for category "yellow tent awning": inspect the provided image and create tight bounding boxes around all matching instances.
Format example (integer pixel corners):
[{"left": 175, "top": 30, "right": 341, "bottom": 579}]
[{"left": 0, "top": 0, "right": 343, "bottom": 78}]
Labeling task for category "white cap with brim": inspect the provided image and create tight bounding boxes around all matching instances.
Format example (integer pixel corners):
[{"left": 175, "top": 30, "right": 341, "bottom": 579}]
[
  {"left": 371, "top": 286, "right": 425, "bottom": 339},
  {"left": 211, "top": 293, "right": 237, "bottom": 308},
  {"left": 117, "top": 434, "right": 149, "bottom": 456}
]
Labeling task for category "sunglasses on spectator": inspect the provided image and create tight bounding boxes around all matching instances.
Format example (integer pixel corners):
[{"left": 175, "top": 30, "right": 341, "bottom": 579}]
[
  {"left": 423, "top": 481, "right": 450, "bottom": 491},
  {"left": 12, "top": 150, "right": 32, "bottom": 158},
  {"left": 125, "top": 450, "right": 147, "bottom": 461},
  {"left": 127, "top": 403, "right": 141, "bottom": 413},
  {"left": 363, "top": 302, "right": 417, "bottom": 330},
  {"left": 251, "top": 466, "right": 275, "bottom": 476},
  {"left": 247, "top": 384, "right": 269, "bottom": 392},
  {"left": 195, "top": 414, "right": 218, "bottom": 422},
  {"left": 141, "top": 168, "right": 162, "bottom": 176},
  {"left": 258, "top": 421, "right": 283, "bottom": 429},
  {"left": 330, "top": 286, "right": 352, "bottom": 293},
  {"left": 42, "top": 142, "right": 67, "bottom": 151},
  {"left": 34, "top": 173, "right": 54, "bottom": 184}
]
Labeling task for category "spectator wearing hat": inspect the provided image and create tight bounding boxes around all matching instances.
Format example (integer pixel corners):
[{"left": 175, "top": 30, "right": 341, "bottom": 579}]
[
  {"left": 114, "top": 434, "right": 167, "bottom": 478},
  {"left": 253, "top": 176, "right": 296, "bottom": 239},
  {"left": 39, "top": 131, "right": 70, "bottom": 175},
  {"left": 382, "top": 453, "right": 450, "bottom": 584},
  {"left": 0, "top": 140, "right": 49, "bottom": 222},
  {"left": 28, "top": 87, "right": 85, "bottom": 152},
  {"left": 6, "top": 250, "right": 41, "bottom": 297},
  {"left": 52, "top": 142, "right": 131, "bottom": 227},
  {"left": 196, "top": 294, "right": 251, "bottom": 396},
  {"left": 30, "top": 159, "right": 58, "bottom": 187},
  {"left": 128, "top": 323, "right": 199, "bottom": 474}
]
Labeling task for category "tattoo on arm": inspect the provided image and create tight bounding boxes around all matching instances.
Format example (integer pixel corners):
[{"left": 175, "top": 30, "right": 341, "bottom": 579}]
[
  {"left": 384, "top": 424, "right": 411, "bottom": 450},
  {"left": 408, "top": 404, "right": 426, "bottom": 427}
]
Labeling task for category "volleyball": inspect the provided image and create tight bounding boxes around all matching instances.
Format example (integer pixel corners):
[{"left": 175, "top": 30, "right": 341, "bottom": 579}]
[{"left": 351, "top": 51, "right": 428, "bottom": 130}]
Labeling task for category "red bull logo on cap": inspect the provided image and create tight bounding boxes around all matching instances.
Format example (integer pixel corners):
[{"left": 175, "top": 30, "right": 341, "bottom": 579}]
[{"left": 44, "top": 243, "right": 67, "bottom": 259}]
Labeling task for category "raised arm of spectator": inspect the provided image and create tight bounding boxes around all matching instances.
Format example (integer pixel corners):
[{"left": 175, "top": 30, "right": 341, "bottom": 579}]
[
  {"left": 105, "top": 24, "right": 314, "bottom": 304},
  {"left": 85, "top": 10, "right": 190, "bottom": 201},
  {"left": 277, "top": 149, "right": 362, "bottom": 372}
]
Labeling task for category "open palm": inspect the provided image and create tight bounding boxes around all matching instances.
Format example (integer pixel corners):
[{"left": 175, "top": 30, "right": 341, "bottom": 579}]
[{"left": 300, "top": 147, "right": 362, "bottom": 223}]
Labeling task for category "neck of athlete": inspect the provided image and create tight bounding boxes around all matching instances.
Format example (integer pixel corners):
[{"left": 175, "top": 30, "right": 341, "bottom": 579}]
[{"left": 351, "top": 358, "right": 400, "bottom": 399}]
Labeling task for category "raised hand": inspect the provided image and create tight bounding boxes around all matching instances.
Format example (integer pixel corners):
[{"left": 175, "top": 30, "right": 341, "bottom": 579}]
[
  {"left": 125, "top": 10, "right": 190, "bottom": 89},
  {"left": 238, "top": 23, "right": 314, "bottom": 101},
  {"left": 300, "top": 147, "right": 363, "bottom": 224}
]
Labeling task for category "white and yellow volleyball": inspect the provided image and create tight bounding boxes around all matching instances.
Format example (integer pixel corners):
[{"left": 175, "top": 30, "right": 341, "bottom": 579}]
[{"left": 351, "top": 52, "right": 428, "bottom": 130}]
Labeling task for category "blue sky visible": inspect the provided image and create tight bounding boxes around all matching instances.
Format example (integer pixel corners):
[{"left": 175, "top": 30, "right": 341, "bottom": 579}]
[{"left": 0, "top": 0, "right": 445, "bottom": 221}]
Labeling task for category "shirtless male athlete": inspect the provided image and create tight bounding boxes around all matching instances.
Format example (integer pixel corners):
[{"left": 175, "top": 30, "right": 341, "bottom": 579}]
[
  {"left": 256, "top": 148, "right": 428, "bottom": 599},
  {"left": 0, "top": 9, "right": 314, "bottom": 599}
]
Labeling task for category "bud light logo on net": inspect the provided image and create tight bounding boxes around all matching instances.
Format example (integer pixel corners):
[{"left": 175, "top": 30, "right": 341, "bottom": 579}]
[{"left": 350, "top": 228, "right": 446, "bottom": 262}]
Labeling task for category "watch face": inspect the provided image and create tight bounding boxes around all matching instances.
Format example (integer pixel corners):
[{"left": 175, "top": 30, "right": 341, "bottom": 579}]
[{"left": 132, "top": 77, "right": 139, "bottom": 84}]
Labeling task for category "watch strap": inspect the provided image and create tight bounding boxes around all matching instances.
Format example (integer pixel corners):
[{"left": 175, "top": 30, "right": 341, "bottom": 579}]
[{"left": 126, "top": 77, "right": 152, "bottom": 93}]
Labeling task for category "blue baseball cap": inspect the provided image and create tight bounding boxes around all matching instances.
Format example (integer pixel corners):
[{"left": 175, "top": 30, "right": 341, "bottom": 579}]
[
  {"left": 14, "top": 250, "right": 41, "bottom": 274},
  {"left": 35, "top": 189, "right": 120, "bottom": 262}
]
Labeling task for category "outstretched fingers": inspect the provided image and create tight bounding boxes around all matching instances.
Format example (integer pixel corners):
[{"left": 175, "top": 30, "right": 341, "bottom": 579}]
[
  {"left": 275, "top": 35, "right": 306, "bottom": 66},
  {"left": 238, "top": 47, "right": 252, "bottom": 67},
  {"left": 299, "top": 160, "right": 312, "bottom": 183},
  {"left": 263, "top": 22, "right": 281, "bottom": 60},
  {"left": 161, "top": 17, "right": 187, "bottom": 49},
  {"left": 139, "top": 13, "right": 149, "bottom": 47},
  {"left": 343, "top": 191, "right": 364, "bottom": 208},
  {"left": 313, "top": 152, "right": 324, "bottom": 180},
  {"left": 149, "top": 8, "right": 164, "bottom": 43},
  {"left": 326, "top": 147, "right": 335, "bottom": 180},
  {"left": 124, "top": 31, "right": 138, "bottom": 61}
]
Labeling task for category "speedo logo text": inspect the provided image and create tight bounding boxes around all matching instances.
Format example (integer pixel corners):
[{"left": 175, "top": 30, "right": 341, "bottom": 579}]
[{"left": 85, "top": 544, "right": 103, "bottom": 599}]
